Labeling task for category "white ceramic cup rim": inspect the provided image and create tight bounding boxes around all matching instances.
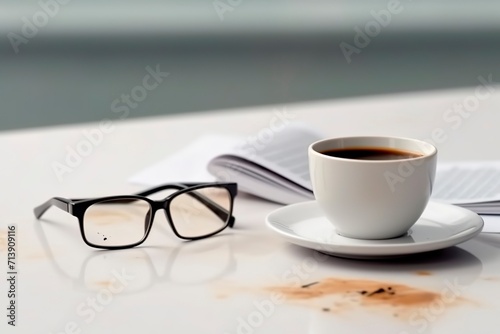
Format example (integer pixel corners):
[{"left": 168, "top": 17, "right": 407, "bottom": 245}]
[{"left": 309, "top": 136, "right": 437, "bottom": 163}]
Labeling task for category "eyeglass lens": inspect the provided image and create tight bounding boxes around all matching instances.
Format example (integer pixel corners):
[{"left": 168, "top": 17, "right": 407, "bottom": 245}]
[
  {"left": 83, "top": 198, "right": 151, "bottom": 247},
  {"left": 169, "top": 187, "right": 232, "bottom": 238}
]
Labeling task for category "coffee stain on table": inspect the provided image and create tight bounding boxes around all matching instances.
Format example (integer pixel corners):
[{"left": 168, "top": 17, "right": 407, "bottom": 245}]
[
  {"left": 261, "top": 277, "right": 467, "bottom": 319},
  {"left": 415, "top": 271, "right": 432, "bottom": 276},
  {"left": 481, "top": 276, "right": 500, "bottom": 282},
  {"left": 0, "top": 229, "right": 7, "bottom": 252},
  {"left": 0, "top": 229, "right": 47, "bottom": 262},
  {"left": 91, "top": 280, "right": 116, "bottom": 289},
  {"left": 215, "top": 293, "right": 229, "bottom": 300},
  {"left": 269, "top": 278, "right": 438, "bottom": 306}
]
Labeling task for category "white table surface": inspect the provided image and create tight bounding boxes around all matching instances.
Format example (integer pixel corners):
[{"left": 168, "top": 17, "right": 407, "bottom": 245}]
[{"left": 2, "top": 87, "right": 500, "bottom": 334}]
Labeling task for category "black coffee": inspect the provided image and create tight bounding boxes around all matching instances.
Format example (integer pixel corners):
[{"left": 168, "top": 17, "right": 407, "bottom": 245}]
[{"left": 321, "top": 147, "right": 422, "bottom": 160}]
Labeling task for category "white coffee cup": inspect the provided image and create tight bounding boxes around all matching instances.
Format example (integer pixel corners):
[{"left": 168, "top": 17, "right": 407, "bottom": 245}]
[{"left": 308, "top": 136, "right": 437, "bottom": 239}]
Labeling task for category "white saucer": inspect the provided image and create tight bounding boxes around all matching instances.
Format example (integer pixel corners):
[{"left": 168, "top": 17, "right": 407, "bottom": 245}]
[{"left": 266, "top": 201, "right": 484, "bottom": 259}]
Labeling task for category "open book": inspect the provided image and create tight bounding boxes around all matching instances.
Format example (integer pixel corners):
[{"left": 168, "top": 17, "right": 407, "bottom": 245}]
[
  {"left": 206, "top": 123, "right": 319, "bottom": 204},
  {"left": 129, "top": 123, "right": 500, "bottom": 215},
  {"left": 431, "top": 162, "right": 500, "bottom": 214}
]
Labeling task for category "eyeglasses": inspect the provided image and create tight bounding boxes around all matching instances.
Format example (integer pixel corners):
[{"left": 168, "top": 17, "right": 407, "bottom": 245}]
[{"left": 34, "top": 182, "right": 237, "bottom": 249}]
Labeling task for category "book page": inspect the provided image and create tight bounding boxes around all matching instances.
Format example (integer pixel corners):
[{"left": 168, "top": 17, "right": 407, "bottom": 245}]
[
  {"left": 226, "top": 123, "right": 323, "bottom": 190},
  {"left": 432, "top": 161, "right": 500, "bottom": 204}
]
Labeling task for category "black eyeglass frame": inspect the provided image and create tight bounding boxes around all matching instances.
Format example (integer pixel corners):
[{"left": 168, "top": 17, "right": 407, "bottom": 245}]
[{"left": 34, "top": 182, "right": 238, "bottom": 250}]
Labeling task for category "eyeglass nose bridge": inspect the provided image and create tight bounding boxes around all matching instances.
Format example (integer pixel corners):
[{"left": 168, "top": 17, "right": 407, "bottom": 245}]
[{"left": 143, "top": 200, "right": 166, "bottom": 231}]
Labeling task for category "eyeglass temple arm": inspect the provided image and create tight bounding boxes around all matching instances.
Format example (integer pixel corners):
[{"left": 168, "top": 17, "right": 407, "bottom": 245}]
[
  {"left": 34, "top": 197, "right": 73, "bottom": 219},
  {"left": 34, "top": 184, "right": 236, "bottom": 226},
  {"left": 185, "top": 189, "right": 235, "bottom": 228},
  {"left": 136, "top": 183, "right": 236, "bottom": 228}
]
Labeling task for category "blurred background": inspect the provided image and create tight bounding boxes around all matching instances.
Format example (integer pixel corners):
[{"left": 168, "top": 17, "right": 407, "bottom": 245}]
[{"left": 1, "top": 0, "right": 500, "bottom": 131}]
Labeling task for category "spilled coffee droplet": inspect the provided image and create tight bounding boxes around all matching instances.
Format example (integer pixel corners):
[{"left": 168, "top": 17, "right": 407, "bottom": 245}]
[
  {"left": 301, "top": 281, "right": 319, "bottom": 288},
  {"left": 366, "top": 288, "right": 386, "bottom": 297},
  {"left": 97, "top": 232, "right": 108, "bottom": 241}
]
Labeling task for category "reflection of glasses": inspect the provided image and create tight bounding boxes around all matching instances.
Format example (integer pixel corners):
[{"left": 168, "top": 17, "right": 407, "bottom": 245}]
[
  {"left": 33, "top": 214, "right": 237, "bottom": 294},
  {"left": 34, "top": 183, "right": 237, "bottom": 249}
]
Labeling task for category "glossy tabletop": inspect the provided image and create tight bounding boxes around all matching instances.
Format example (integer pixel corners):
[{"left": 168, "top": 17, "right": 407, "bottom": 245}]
[{"left": 1, "top": 87, "right": 500, "bottom": 334}]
